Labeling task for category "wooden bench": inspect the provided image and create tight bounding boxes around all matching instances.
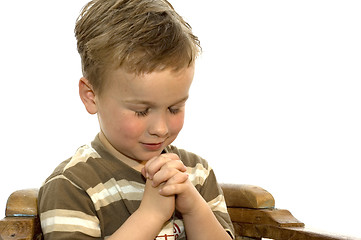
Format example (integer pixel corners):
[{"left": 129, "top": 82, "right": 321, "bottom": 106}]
[{"left": 0, "top": 184, "right": 357, "bottom": 240}]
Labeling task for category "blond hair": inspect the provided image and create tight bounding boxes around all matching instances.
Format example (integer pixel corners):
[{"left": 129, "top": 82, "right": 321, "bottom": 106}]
[{"left": 75, "top": 0, "right": 201, "bottom": 94}]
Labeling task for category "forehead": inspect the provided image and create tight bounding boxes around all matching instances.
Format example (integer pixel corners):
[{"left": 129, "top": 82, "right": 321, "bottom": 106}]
[{"left": 103, "top": 66, "right": 195, "bottom": 103}]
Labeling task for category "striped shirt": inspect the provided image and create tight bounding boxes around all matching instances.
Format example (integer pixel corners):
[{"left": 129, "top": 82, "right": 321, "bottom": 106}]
[{"left": 38, "top": 135, "right": 235, "bottom": 239}]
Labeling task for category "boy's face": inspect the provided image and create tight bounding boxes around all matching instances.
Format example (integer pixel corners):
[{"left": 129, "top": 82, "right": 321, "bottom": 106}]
[{"left": 92, "top": 66, "right": 194, "bottom": 162}]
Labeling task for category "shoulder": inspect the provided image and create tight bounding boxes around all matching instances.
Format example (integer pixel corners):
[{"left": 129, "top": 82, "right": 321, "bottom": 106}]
[
  {"left": 42, "top": 144, "right": 103, "bottom": 189},
  {"left": 165, "top": 145, "right": 209, "bottom": 169},
  {"left": 38, "top": 144, "right": 103, "bottom": 238}
]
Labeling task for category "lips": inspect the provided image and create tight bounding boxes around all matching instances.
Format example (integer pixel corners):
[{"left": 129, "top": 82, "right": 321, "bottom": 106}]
[{"left": 141, "top": 142, "right": 164, "bottom": 151}]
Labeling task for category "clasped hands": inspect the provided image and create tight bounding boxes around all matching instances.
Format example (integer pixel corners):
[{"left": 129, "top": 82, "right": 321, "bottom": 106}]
[{"left": 139, "top": 153, "right": 200, "bottom": 222}]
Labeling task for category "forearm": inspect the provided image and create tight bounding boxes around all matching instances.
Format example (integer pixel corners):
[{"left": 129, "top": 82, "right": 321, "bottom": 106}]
[
  {"left": 107, "top": 208, "right": 164, "bottom": 240},
  {"left": 182, "top": 197, "right": 232, "bottom": 240},
  {"left": 108, "top": 179, "right": 174, "bottom": 240}
]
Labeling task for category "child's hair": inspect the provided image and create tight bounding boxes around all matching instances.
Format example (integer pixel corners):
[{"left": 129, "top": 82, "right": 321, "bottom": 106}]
[{"left": 75, "top": 0, "right": 201, "bottom": 94}]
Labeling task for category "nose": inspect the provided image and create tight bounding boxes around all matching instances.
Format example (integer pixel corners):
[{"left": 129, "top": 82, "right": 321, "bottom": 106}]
[{"left": 148, "top": 113, "right": 169, "bottom": 137}]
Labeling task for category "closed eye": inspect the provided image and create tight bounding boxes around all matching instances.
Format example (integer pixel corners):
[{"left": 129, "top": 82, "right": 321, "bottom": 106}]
[
  {"left": 135, "top": 108, "right": 149, "bottom": 117},
  {"left": 168, "top": 107, "right": 181, "bottom": 114}
]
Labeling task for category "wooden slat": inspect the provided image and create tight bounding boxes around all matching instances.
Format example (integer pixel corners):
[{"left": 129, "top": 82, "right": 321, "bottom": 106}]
[
  {"left": 228, "top": 207, "right": 304, "bottom": 228},
  {"left": 0, "top": 216, "right": 42, "bottom": 240}
]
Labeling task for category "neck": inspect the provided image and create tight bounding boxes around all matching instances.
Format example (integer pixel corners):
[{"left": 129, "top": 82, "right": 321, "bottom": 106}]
[{"left": 98, "top": 131, "right": 145, "bottom": 172}]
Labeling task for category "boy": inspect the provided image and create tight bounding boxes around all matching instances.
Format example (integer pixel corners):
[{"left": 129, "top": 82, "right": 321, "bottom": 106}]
[{"left": 38, "top": 0, "right": 235, "bottom": 239}]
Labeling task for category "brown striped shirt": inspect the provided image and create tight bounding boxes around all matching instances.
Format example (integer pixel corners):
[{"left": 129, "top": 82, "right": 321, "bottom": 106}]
[{"left": 38, "top": 135, "right": 235, "bottom": 239}]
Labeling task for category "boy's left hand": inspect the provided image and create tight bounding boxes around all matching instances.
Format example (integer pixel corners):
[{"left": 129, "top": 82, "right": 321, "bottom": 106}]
[
  {"left": 142, "top": 153, "right": 188, "bottom": 187},
  {"left": 141, "top": 153, "right": 203, "bottom": 215}
]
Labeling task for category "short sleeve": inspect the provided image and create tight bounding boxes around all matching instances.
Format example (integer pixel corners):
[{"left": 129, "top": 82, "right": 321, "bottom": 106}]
[
  {"left": 38, "top": 174, "right": 102, "bottom": 240},
  {"left": 200, "top": 169, "right": 235, "bottom": 239}
]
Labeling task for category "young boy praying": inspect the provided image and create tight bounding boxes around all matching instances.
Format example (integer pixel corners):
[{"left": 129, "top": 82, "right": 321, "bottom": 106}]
[{"left": 38, "top": 0, "right": 235, "bottom": 239}]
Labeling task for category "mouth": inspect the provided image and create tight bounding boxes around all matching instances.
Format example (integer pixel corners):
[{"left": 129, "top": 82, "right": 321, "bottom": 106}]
[{"left": 141, "top": 142, "right": 165, "bottom": 151}]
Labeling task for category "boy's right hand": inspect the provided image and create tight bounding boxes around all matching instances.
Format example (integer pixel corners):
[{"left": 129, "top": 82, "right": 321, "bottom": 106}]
[
  {"left": 138, "top": 153, "right": 187, "bottom": 224},
  {"left": 138, "top": 179, "right": 175, "bottom": 223}
]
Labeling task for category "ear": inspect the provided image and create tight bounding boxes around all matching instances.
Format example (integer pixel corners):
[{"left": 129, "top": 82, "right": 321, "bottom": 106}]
[{"left": 79, "top": 77, "right": 98, "bottom": 115}]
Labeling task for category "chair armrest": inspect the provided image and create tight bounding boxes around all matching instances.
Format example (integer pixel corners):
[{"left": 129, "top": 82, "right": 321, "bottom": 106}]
[
  {"left": 220, "top": 183, "right": 275, "bottom": 209},
  {"left": 221, "top": 183, "right": 358, "bottom": 240},
  {"left": 6, "top": 189, "right": 39, "bottom": 217},
  {"left": 0, "top": 189, "right": 41, "bottom": 240}
]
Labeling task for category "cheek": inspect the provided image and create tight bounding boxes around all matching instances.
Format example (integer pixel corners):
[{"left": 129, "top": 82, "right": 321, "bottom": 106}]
[
  {"left": 118, "top": 116, "right": 147, "bottom": 138},
  {"left": 169, "top": 114, "right": 185, "bottom": 134}
]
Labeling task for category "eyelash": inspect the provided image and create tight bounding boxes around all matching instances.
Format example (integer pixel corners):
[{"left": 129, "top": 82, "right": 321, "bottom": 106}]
[
  {"left": 135, "top": 109, "right": 149, "bottom": 117},
  {"left": 134, "top": 108, "right": 180, "bottom": 117}
]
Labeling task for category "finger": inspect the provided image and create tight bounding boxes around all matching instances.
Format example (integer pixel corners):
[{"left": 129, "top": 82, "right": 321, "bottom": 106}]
[
  {"left": 144, "top": 153, "right": 183, "bottom": 179},
  {"left": 150, "top": 160, "right": 187, "bottom": 186},
  {"left": 160, "top": 159, "right": 187, "bottom": 173},
  {"left": 158, "top": 172, "right": 189, "bottom": 196},
  {"left": 162, "top": 153, "right": 181, "bottom": 160},
  {"left": 151, "top": 167, "right": 180, "bottom": 187},
  {"left": 141, "top": 167, "right": 146, "bottom": 178},
  {"left": 142, "top": 155, "right": 163, "bottom": 179},
  {"left": 144, "top": 155, "right": 171, "bottom": 179},
  {"left": 166, "top": 171, "right": 189, "bottom": 185}
]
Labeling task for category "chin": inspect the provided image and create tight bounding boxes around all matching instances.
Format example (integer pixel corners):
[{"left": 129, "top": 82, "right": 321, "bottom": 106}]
[{"left": 138, "top": 151, "right": 164, "bottom": 162}]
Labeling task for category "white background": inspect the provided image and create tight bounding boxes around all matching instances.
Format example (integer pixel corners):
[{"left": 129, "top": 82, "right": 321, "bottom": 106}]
[{"left": 1, "top": 0, "right": 360, "bottom": 238}]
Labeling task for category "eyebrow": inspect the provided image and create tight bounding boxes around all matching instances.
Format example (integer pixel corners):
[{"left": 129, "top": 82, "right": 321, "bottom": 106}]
[{"left": 124, "top": 96, "right": 189, "bottom": 106}]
